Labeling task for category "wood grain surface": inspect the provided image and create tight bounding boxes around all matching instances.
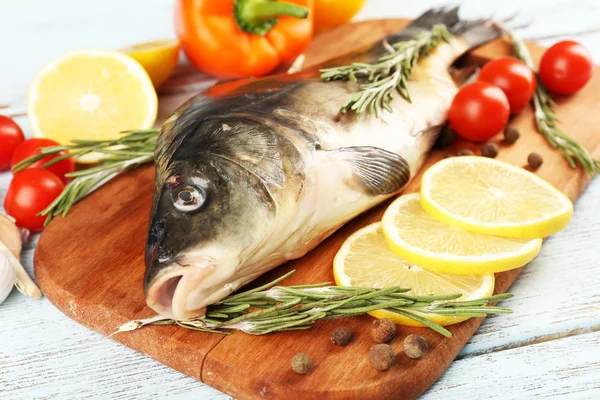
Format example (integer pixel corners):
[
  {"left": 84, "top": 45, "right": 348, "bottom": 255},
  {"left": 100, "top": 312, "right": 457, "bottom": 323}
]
[{"left": 31, "top": 18, "right": 600, "bottom": 400}]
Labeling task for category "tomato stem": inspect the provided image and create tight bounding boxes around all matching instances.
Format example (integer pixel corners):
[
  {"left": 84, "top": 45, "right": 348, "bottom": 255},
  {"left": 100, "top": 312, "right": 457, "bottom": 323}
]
[{"left": 234, "top": 0, "right": 309, "bottom": 36}]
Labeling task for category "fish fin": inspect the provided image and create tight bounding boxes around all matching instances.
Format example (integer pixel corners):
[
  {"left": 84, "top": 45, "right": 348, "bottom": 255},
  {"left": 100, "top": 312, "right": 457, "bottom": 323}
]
[
  {"left": 453, "top": 18, "right": 502, "bottom": 50},
  {"left": 331, "top": 146, "right": 410, "bottom": 196},
  {"left": 390, "top": 7, "right": 501, "bottom": 54},
  {"left": 449, "top": 65, "right": 479, "bottom": 87},
  {"left": 413, "top": 124, "right": 444, "bottom": 138},
  {"left": 406, "top": 7, "right": 460, "bottom": 34}
]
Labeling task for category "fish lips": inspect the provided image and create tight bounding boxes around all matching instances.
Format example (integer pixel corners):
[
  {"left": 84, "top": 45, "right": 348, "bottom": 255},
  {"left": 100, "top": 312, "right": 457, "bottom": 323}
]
[
  {"left": 144, "top": 204, "right": 216, "bottom": 320},
  {"left": 145, "top": 262, "right": 217, "bottom": 320}
]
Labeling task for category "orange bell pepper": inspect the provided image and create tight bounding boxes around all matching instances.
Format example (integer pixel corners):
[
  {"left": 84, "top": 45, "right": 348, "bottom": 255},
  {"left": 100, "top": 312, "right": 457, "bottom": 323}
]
[{"left": 175, "top": 0, "right": 313, "bottom": 79}]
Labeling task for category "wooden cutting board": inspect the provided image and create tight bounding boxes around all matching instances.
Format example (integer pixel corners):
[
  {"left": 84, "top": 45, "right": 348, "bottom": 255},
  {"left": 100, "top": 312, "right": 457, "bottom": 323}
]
[{"left": 34, "top": 19, "right": 600, "bottom": 400}]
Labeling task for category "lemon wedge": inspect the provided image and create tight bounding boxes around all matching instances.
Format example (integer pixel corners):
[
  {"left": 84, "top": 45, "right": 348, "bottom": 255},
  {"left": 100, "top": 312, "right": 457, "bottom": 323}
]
[
  {"left": 334, "top": 222, "right": 495, "bottom": 327},
  {"left": 421, "top": 156, "right": 573, "bottom": 239},
  {"left": 27, "top": 49, "right": 157, "bottom": 160},
  {"left": 121, "top": 39, "right": 180, "bottom": 88},
  {"left": 382, "top": 193, "right": 542, "bottom": 275}
]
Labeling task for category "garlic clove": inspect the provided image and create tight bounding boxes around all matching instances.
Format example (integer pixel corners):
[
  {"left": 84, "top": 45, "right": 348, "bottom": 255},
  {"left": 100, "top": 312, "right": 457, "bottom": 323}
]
[
  {"left": 0, "top": 254, "right": 17, "bottom": 305},
  {"left": 0, "top": 214, "right": 42, "bottom": 300},
  {"left": 0, "top": 241, "right": 42, "bottom": 299},
  {"left": 0, "top": 214, "right": 22, "bottom": 258}
]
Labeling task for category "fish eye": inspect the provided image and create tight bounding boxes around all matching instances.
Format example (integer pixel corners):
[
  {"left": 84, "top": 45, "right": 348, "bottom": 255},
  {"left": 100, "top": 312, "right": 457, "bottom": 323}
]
[{"left": 173, "top": 186, "right": 205, "bottom": 212}]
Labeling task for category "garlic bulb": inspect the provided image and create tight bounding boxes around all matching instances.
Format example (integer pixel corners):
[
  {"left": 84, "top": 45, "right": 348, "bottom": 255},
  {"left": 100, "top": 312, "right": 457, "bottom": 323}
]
[
  {"left": 0, "top": 254, "right": 16, "bottom": 304},
  {"left": 0, "top": 214, "right": 41, "bottom": 299}
]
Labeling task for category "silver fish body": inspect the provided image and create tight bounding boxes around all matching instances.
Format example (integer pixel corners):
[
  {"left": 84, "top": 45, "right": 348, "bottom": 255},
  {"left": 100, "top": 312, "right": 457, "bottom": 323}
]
[{"left": 144, "top": 9, "right": 500, "bottom": 320}]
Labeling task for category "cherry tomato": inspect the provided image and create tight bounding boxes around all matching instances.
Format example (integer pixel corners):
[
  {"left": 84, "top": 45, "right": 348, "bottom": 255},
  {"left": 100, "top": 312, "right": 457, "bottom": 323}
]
[
  {"left": 0, "top": 115, "right": 25, "bottom": 171},
  {"left": 479, "top": 57, "right": 537, "bottom": 114},
  {"left": 539, "top": 40, "right": 593, "bottom": 95},
  {"left": 4, "top": 168, "right": 64, "bottom": 231},
  {"left": 11, "top": 138, "right": 75, "bottom": 184},
  {"left": 448, "top": 81, "right": 510, "bottom": 142}
]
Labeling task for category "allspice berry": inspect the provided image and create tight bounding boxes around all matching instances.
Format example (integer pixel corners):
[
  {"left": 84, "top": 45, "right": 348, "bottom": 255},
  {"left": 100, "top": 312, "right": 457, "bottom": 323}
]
[
  {"left": 371, "top": 318, "right": 397, "bottom": 344},
  {"left": 368, "top": 344, "right": 395, "bottom": 371},
  {"left": 481, "top": 142, "right": 499, "bottom": 158},
  {"left": 434, "top": 125, "right": 457, "bottom": 149},
  {"left": 403, "top": 334, "right": 429, "bottom": 359},
  {"left": 528, "top": 152, "right": 543, "bottom": 169},
  {"left": 332, "top": 326, "right": 353, "bottom": 346},
  {"left": 291, "top": 353, "right": 312, "bottom": 375},
  {"left": 456, "top": 149, "right": 474, "bottom": 156},
  {"left": 503, "top": 126, "right": 521, "bottom": 144}
]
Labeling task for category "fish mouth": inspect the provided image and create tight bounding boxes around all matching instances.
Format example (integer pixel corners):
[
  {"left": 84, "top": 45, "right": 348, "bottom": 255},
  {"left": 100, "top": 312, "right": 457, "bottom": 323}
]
[{"left": 145, "top": 264, "right": 216, "bottom": 320}]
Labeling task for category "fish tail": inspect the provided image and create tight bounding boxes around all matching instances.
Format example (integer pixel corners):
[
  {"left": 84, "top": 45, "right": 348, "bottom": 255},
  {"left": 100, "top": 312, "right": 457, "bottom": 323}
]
[{"left": 393, "top": 7, "right": 502, "bottom": 50}]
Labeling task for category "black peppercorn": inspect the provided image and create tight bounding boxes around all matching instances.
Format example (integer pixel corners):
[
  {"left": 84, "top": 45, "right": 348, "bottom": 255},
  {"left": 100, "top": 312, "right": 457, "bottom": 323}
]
[
  {"left": 371, "top": 318, "right": 397, "bottom": 344},
  {"left": 332, "top": 326, "right": 353, "bottom": 346},
  {"left": 368, "top": 344, "right": 395, "bottom": 371},
  {"left": 456, "top": 149, "right": 474, "bottom": 156},
  {"left": 504, "top": 126, "right": 521, "bottom": 144},
  {"left": 528, "top": 152, "right": 543, "bottom": 169},
  {"left": 291, "top": 353, "right": 312, "bottom": 375},
  {"left": 481, "top": 142, "right": 499, "bottom": 158},
  {"left": 403, "top": 334, "right": 429, "bottom": 359}
]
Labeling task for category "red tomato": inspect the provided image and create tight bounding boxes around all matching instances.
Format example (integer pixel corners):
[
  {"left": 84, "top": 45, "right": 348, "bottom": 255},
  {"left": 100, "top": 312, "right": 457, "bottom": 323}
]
[
  {"left": 11, "top": 138, "right": 75, "bottom": 184},
  {"left": 0, "top": 116, "right": 25, "bottom": 171},
  {"left": 539, "top": 40, "right": 593, "bottom": 95},
  {"left": 448, "top": 81, "right": 510, "bottom": 142},
  {"left": 479, "top": 57, "right": 537, "bottom": 114},
  {"left": 4, "top": 168, "right": 64, "bottom": 231}
]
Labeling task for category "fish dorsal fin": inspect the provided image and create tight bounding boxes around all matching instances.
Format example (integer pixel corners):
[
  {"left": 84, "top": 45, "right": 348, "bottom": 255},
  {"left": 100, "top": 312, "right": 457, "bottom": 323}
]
[
  {"left": 176, "top": 117, "right": 285, "bottom": 189},
  {"left": 331, "top": 146, "right": 410, "bottom": 196}
]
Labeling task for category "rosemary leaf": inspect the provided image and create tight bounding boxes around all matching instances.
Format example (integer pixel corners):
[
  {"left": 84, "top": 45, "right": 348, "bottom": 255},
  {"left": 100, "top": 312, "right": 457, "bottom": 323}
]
[
  {"left": 205, "top": 312, "right": 230, "bottom": 319},
  {"left": 176, "top": 322, "right": 231, "bottom": 335},
  {"left": 388, "top": 308, "right": 452, "bottom": 338},
  {"left": 212, "top": 304, "right": 252, "bottom": 314},
  {"left": 320, "top": 24, "right": 452, "bottom": 117},
  {"left": 219, "top": 269, "right": 297, "bottom": 303}
]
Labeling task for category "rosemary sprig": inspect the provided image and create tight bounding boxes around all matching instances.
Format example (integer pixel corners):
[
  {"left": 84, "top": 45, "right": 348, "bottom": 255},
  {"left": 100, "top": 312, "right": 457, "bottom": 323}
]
[
  {"left": 116, "top": 270, "right": 513, "bottom": 338},
  {"left": 12, "top": 129, "right": 159, "bottom": 225},
  {"left": 504, "top": 24, "right": 600, "bottom": 173},
  {"left": 320, "top": 24, "right": 452, "bottom": 117}
]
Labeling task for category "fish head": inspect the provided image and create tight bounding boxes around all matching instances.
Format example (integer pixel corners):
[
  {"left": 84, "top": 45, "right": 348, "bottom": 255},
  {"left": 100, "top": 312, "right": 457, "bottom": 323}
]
[{"left": 144, "top": 114, "right": 281, "bottom": 321}]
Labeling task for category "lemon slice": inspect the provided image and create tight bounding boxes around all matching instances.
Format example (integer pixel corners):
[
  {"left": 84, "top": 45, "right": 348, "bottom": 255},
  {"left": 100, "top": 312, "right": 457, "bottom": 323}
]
[
  {"left": 121, "top": 39, "right": 180, "bottom": 88},
  {"left": 421, "top": 156, "right": 573, "bottom": 239},
  {"left": 27, "top": 49, "right": 157, "bottom": 162},
  {"left": 334, "top": 222, "right": 495, "bottom": 327},
  {"left": 382, "top": 193, "right": 542, "bottom": 275}
]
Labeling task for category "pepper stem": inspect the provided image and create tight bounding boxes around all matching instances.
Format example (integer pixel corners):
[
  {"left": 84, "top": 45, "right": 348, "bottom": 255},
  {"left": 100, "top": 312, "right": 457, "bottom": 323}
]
[{"left": 234, "top": 0, "right": 309, "bottom": 36}]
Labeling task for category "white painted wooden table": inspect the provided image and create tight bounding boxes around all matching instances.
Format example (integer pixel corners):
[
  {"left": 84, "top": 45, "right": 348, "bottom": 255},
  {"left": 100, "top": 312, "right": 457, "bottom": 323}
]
[{"left": 2, "top": 1, "right": 600, "bottom": 399}]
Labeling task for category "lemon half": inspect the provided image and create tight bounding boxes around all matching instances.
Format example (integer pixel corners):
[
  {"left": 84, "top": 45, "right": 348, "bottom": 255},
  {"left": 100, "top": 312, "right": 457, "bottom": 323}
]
[
  {"left": 121, "top": 39, "right": 180, "bottom": 88},
  {"left": 27, "top": 49, "right": 157, "bottom": 163}
]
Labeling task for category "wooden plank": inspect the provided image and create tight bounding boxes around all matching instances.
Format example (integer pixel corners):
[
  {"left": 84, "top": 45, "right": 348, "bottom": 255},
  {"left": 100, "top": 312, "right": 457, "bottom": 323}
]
[
  {"left": 423, "top": 330, "right": 600, "bottom": 399},
  {"left": 460, "top": 179, "right": 600, "bottom": 357},
  {"left": 29, "top": 17, "right": 600, "bottom": 400}
]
